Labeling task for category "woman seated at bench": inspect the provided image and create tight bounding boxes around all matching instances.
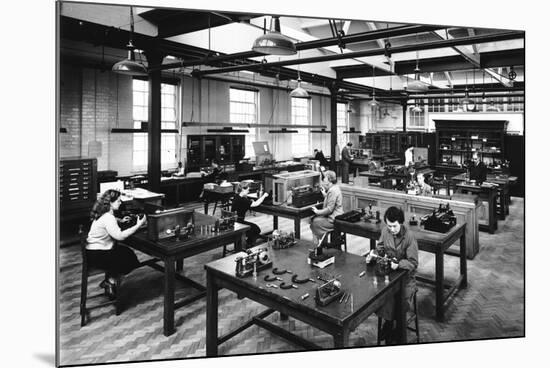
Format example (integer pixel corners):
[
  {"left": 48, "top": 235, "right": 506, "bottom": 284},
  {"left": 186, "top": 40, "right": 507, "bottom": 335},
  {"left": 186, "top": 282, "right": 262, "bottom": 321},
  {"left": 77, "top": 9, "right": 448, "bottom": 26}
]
[
  {"left": 310, "top": 170, "right": 343, "bottom": 245},
  {"left": 231, "top": 181, "right": 269, "bottom": 246}
]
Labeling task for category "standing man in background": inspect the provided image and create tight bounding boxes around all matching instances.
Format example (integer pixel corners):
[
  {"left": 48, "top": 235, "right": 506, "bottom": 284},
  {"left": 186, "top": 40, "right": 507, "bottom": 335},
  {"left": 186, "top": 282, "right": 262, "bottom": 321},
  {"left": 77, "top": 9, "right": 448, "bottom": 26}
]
[{"left": 341, "top": 142, "right": 354, "bottom": 184}]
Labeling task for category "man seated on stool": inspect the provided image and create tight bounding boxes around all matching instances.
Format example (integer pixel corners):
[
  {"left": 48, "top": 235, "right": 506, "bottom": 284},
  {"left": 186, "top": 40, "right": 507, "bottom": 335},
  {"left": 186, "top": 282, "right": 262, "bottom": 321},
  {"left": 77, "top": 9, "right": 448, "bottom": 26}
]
[
  {"left": 232, "top": 181, "right": 269, "bottom": 247},
  {"left": 366, "top": 206, "right": 418, "bottom": 344},
  {"left": 469, "top": 152, "right": 487, "bottom": 185},
  {"left": 310, "top": 170, "right": 343, "bottom": 246}
]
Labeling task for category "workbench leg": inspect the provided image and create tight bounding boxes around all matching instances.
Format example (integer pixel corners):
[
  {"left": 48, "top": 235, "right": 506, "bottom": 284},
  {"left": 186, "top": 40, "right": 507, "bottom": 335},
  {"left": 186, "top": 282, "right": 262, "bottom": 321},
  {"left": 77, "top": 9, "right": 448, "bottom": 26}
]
[
  {"left": 499, "top": 191, "right": 506, "bottom": 220},
  {"left": 435, "top": 250, "right": 444, "bottom": 321},
  {"left": 206, "top": 272, "right": 219, "bottom": 357},
  {"left": 460, "top": 233, "right": 468, "bottom": 287},
  {"left": 163, "top": 259, "right": 176, "bottom": 336},
  {"left": 294, "top": 218, "right": 301, "bottom": 239},
  {"left": 236, "top": 233, "right": 246, "bottom": 252},
  {"left": 176, "top": 259, "right": 183, "bottom": 272},
  {"left": 333, "top": 328, "right": 350, "bottom": 348},
  {"left": 273, "top": 216, "right": 278, "bottom": 230},
  {"left": 394, "top": 277, "right": 407, "bottom": 344},
  {"left": 204, "top": 202, "right": 209, "bottom": 215}
]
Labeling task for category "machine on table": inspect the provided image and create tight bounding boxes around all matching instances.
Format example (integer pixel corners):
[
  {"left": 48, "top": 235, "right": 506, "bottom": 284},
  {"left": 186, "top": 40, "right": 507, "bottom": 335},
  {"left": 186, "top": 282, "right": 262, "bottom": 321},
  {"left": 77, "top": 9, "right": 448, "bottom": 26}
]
[
  {"left": 253, "top": 141, "right": 276, "bottom": 168},
  {"left": 271, "top": 170, "right": 323, "bottom": 207}
]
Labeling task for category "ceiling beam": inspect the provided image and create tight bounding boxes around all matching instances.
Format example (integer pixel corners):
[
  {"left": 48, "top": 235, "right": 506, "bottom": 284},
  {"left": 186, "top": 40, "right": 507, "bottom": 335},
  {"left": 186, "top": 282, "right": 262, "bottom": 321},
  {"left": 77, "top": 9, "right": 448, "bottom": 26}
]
[
  {"left": 155, "top": 24, "right": 442, "bottom": 71},
  {"left": 433, "top": 29, "right": 481, "bottom": 67},
  {"left": 393, "top": 48, "right": 524, "bottom": 75},
  {"left": 193, "top": 31, "right": 524, "bottom": 76},
  {"left": 444, "top": 71, "right": 454, "bottom": 87},
  {"left": 484, "top": 68, "right": 514, "bottom": 87}
]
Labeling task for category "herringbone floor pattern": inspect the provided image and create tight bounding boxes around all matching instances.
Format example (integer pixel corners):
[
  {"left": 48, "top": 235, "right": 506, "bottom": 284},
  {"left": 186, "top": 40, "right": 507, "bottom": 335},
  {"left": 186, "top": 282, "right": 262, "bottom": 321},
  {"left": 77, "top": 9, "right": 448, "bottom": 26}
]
[{"left": 57, "top": 198, "right": 524, "bottom": 366}]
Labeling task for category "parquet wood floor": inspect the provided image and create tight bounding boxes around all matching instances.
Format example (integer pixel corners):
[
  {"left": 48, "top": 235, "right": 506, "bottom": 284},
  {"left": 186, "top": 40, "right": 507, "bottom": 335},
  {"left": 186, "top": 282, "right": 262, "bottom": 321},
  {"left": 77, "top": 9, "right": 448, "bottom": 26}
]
[{"left": 57, "top": 197, "right": 524, "bottom": 366}]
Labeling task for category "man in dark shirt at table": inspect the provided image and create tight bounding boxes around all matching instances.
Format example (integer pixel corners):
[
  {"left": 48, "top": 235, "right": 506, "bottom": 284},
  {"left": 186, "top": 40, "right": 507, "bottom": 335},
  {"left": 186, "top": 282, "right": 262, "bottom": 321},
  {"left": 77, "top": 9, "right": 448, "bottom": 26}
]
[
  {"left": 231, "top": 181, "right": 269, "bottom": 246},
  {"left": 201, "top": 159, "right": 225, "bottom": 183},
  {"left": 313, "top": 149, "right": 330, "bottom": 169},
  {"left": 469, "top": 152, "right": 487, "bottom": 185}
]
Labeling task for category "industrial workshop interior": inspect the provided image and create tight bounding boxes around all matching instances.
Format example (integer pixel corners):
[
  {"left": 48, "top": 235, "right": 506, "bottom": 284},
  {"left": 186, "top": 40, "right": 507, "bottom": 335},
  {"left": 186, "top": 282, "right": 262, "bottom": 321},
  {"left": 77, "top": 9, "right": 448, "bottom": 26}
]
[{"left": 56, "top": 0, "right": 525, "bottom": 366}]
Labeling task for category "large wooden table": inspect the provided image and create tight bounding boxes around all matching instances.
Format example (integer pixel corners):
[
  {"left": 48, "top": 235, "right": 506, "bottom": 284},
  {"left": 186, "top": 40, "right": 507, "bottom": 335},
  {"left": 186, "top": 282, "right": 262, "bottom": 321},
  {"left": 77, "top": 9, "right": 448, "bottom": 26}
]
[
  {"left": 334, "top": 218, "right": 467, "bottom": 321},
  {"left": 254, "top": 202, "right": 322, "bottom": 238},
  {"left": 124, "top": 212, "right": 249, "bottom": 336},
  {"left": 204, "top": 241, "right": 408, "bottom": 356}
]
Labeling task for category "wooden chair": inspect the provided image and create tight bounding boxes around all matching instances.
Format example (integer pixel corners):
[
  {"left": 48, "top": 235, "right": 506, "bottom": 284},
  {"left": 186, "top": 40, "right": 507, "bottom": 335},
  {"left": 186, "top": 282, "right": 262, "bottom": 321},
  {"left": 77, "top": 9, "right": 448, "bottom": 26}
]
[
  {"left": 377, "top": 288, "right": 420, "bottom": 344},
  {"left": 78, "top": 224, "right": 121, "bottom": 327}
]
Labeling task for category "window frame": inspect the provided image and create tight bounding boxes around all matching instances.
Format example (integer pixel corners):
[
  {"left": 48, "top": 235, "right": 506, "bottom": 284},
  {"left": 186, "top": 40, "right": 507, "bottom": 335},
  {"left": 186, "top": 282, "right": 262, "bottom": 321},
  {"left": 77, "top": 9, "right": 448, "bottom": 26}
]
[{"left": 132, "top": 79, "right": 180, "bottom": 172}]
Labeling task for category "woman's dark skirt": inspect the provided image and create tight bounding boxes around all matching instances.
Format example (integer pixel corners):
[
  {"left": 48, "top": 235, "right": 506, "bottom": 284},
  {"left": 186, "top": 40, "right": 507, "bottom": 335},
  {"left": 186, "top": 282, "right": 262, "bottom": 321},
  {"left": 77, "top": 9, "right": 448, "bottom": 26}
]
[{"left": 86, "top": 244, "right": 140, "bottom": 276}]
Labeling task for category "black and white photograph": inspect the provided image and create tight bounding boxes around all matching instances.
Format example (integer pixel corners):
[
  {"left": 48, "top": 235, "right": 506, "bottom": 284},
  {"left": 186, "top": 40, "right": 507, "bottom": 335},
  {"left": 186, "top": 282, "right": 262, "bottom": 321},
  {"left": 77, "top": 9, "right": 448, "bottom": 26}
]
[{"left": 4, "top": 0, "right": 547, "bottom": 367}]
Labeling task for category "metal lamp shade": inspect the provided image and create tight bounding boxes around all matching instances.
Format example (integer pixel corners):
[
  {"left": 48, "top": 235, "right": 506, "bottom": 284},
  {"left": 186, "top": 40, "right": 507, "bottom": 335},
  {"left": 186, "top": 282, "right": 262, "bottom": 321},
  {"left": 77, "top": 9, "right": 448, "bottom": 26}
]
[
  {"left": 411, "top": 105, "right": 423, "bottom": 113},
  {"left": 112, "top": 54, "right": 148, "bottom": 76},
  {"left": 290, "top": 79, "right": 309, "bottom": 98},
  {"left": 407, "top": 78, "right": 429, "bottom": 92},
  {"left": 290, "top": 86, "right": 309, "bottom": 98},
  {"left": 369, "top": 97, "right": 379, "bottom": 107},
  {"left": 252, "top": 32, "right": 296, "bottom": 55}
]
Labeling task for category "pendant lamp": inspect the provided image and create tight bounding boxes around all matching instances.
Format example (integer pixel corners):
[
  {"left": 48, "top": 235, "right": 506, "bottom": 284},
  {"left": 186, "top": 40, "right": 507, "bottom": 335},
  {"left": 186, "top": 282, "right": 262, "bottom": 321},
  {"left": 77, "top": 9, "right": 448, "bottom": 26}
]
[
  {"left": 112, "top": 7, "right": 148, "bottom": 76},
  {"left": 290, "top": 54, "right": 309, "bottom": 98},
  {"left": 369, "top": 65, "right": 379, "bottom": 107},
  {"left": 252, "top": 16, "right": 296, "bottom": 55},
  {"left": 460, "top": 71, "right": 476, "bottom": 111}
]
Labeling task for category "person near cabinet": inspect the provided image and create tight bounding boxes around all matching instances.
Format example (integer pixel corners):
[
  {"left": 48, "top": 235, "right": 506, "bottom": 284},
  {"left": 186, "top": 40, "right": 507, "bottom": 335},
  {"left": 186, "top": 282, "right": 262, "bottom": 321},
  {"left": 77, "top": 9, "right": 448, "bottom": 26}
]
[
  {"left": 341, "top": 142, "right": 354, "bottom": 184},
  {"left": 469, "top": 152, "right": 487, "bottom": 185}
]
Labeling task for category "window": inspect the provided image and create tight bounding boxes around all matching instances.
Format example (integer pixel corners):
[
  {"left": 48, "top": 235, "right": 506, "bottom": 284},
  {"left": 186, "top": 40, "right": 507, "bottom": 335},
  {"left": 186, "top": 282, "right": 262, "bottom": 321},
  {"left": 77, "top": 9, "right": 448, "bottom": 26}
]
[
  {"left": 291, "top": 97, "right": 311, "bottom": 157},
  {"left": 507, "top": 96, "right": 523, "bottom": 112},
  {"left": 336, "top": 102, "right": 349, "bottom": 151},
  {"left": 132, "top": 79, "right": 178, "bottom": 171},
  {"left": 428, "top": 98, "right": 446, "bottom": 113},
  {"left": 230, "top": 88, "right": 258, "bottom": 158},
  {"left": 409, "top": 100, "right": 426, "bottom": 128}
]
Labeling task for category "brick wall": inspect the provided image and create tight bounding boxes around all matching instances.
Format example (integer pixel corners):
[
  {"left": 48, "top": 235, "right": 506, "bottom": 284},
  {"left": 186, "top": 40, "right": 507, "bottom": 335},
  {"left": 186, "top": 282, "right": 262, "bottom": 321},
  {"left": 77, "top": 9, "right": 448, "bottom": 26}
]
[{"left": 59, "top": 62, "right": 135, "bottom": 176}]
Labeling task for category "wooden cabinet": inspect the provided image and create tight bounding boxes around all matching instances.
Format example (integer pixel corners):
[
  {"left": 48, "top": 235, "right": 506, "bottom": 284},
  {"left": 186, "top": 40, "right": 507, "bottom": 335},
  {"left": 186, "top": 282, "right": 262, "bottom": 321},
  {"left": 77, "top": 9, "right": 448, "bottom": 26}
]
[
  {"left": 434, "top": 120, "right": 507, "bottom": 178},
  {"left": 186, "top": 134, "right": 245, "bottom": 169},
  {"left": 361, "top": 131, "right": 433, "bottom": 158},
  {"left": 59, "top": 157, "right": 97, "bottom": 220}
]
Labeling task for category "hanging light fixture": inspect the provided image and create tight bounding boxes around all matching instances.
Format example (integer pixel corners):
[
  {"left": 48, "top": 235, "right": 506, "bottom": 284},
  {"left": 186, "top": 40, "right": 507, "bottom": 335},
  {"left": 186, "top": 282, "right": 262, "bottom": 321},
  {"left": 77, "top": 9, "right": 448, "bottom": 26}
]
[
  {"left": 460, "top": 71, "right": 476, "bottom": 111},
  {"left": 112, "top": 7, "right": 148, "bottom": 76},
  {"left": 407, "top": 34, "right": 428, "bottom": 92},
  {"left": 252, "top": 16, "right": 296, "bottom": 55},
  {"left": 411, "top": 99, "right": 423, "bottom": 113},
  {"left": 290, "top": 53, "right": 309, "bottom": 98},
  {"left": 369, "top": 65, "right": 379, "bottom": 107}
]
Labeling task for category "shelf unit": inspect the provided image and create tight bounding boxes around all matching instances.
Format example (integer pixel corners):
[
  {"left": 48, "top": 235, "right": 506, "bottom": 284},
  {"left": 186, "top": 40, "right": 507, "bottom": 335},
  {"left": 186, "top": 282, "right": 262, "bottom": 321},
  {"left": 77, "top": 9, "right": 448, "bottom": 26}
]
[
  {"left": 360, "top": 131, "right": 436, "bottom": 164},
  {"left": 59, "top": 157, "right": 97, "bottom": 220},
  {"left": 434, "top": 120, "right": 507, "bottom": 177},
  {"left": 187, "top": 134, "right": 245, "bottom": 170}
]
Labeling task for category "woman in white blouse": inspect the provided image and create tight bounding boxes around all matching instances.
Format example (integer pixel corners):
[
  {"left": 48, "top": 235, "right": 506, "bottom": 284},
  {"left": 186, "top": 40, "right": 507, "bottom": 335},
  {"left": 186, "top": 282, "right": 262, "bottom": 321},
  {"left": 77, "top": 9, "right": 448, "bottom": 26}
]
[{"left": 86, "top": 189, "right": 146, "bottom": 298}]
